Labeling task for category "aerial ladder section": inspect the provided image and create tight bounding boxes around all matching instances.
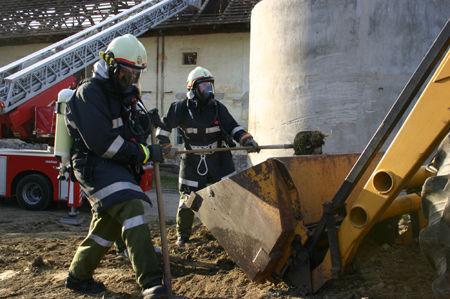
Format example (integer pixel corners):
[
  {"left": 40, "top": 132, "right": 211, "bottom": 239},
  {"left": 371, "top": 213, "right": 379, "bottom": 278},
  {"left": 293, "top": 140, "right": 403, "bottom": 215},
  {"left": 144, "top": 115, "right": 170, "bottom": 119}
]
[{"left": 0, "top": 0, "right": 200, "bottom": 114}]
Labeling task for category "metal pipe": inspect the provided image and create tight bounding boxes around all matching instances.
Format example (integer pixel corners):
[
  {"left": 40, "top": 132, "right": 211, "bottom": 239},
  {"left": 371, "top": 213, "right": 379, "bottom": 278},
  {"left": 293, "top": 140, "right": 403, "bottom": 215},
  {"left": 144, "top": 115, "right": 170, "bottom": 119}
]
[
  {"left": 175, "top": 144, "right": 294, "bottom": 155},
  {"left": 379, "top": 193, "right": 422, "bottom": 221},
  {"left": 160, "top": 35, "right": 165, "bottom": 113},
  {"left": 403, "top": 165, "right": 435, "bottom": 189},
  {"left": 155, "top": 34, "right": 159, "bottom": 110}
]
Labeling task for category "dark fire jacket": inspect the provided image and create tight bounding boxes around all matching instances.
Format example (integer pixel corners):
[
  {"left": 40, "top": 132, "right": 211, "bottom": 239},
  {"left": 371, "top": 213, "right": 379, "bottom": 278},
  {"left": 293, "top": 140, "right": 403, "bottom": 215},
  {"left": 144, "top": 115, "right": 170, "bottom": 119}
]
[
  {"left": 65, "top": 77, "right": 149, "bottom": 212},
  {"left": 156, "top": 98, "right": 248, "bottom": 191}
]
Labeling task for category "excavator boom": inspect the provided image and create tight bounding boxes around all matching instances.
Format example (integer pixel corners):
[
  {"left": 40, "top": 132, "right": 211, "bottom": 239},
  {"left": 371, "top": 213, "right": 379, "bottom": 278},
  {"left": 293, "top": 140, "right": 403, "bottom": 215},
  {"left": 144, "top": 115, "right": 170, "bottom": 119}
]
[{"left": 186, "top": 20, "right": 450, "bottom": 294}]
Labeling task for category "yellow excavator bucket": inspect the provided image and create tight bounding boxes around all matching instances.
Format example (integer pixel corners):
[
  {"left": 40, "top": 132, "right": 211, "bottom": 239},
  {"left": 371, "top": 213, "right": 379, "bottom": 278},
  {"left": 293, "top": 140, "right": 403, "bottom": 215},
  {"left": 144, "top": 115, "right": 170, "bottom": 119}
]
[
  {"left": 186, "top": 20, "right": 448, "bottom": 294},
  {"left": 186, "top": 153, "right": 380, "bottom": 281}
]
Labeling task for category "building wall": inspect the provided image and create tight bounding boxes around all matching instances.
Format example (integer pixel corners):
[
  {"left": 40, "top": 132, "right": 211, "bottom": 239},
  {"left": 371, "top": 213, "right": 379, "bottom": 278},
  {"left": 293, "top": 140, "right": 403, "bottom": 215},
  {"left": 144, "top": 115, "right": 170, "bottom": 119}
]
[
  {"left": 0, "top": 32, "right": 252, "bottom": 170},
  {"left": 0, "top": 32, "right": 250, "bottom": 140},
  {"left": 139, "top": 32, "right": 251, "bottom": 138}
]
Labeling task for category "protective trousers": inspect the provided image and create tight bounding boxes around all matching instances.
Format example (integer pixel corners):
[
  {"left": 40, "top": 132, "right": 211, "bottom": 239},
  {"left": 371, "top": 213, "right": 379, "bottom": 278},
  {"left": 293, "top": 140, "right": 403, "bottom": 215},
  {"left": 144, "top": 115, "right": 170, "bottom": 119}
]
[
  {"left": 68, "top": 199, "right": 161, "bottom": 287},
  {"left": 177, "top": 193, "right": 195, "bottom": 239},
  {"left": 177, "top": 151, "right": 236, "bottom": 239}
]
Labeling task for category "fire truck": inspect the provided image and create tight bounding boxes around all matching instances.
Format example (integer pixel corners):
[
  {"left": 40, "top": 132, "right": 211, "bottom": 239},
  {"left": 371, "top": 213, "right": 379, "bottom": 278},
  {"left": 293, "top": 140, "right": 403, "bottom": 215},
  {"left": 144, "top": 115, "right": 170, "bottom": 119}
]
[{"left": 0, "top": 0, "right": 199, "bottom": 211}]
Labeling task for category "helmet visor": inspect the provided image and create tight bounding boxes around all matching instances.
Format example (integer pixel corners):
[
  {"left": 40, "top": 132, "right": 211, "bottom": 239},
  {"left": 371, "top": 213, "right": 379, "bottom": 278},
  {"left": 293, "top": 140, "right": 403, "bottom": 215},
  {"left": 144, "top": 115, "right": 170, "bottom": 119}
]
[
  {"left": 196, "top": 81, "right": 215, "bottom": 104},
  {"left": 118, "top": 65, "right": 143, "bottom": 90},
  {"left": 198, "top": 81, "right": 214, "bottom": 95}
]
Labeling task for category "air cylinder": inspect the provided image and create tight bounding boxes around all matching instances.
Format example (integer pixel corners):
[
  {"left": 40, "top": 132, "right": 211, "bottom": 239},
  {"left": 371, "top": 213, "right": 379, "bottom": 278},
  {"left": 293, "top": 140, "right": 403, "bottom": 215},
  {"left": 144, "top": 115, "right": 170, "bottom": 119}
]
[
  {"left": 54, "top": 88, "right": 75, "bottom": 164},
  {"left": 248, "top": 0, "right": 449, "bottom": 165}
]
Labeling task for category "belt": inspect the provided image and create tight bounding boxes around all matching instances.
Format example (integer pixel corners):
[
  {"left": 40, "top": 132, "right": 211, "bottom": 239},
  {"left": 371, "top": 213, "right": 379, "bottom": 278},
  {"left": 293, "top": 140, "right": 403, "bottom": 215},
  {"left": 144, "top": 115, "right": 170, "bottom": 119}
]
[
  {"left": 188, "top": 141, "right": 218, "bottom": 155},
  {"left": 186, "top": 141, "right": 219, "bottom": 176}
]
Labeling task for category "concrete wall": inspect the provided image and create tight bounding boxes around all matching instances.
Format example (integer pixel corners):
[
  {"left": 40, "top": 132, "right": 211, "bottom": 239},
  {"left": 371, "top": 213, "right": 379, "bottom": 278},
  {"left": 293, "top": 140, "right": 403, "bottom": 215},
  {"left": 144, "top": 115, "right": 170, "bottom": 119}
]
[{"left": 249, "top": 0, "right": 449, "bottom": 165}]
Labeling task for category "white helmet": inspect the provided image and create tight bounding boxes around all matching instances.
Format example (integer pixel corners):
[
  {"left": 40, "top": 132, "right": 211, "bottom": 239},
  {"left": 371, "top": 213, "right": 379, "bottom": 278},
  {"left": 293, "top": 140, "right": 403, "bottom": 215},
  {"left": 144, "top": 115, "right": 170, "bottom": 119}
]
[
  {"left": 102, "top": 34, "right": 147, "bottom": 69},
  {"left": 100, "top": 34, "right": 147, "bottom": 91},
  {"left": 186, "top": 66, "right": 215, "bottom": 105},
  {"left": 186, "top": 66, "right": 214, "bottom": 89}
]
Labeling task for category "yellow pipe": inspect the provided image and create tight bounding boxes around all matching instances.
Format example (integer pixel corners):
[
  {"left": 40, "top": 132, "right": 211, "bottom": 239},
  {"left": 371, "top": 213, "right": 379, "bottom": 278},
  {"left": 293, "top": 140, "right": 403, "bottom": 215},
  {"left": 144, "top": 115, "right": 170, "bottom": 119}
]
[
  {"left": 312, "top": 48, "right": 450, "bottom": 292},
  {"left": 403, "top": 165, "right": 435, "bottom": 190},
  {"left": 379, "top": 193, "right": 421, "bottom": 221}
]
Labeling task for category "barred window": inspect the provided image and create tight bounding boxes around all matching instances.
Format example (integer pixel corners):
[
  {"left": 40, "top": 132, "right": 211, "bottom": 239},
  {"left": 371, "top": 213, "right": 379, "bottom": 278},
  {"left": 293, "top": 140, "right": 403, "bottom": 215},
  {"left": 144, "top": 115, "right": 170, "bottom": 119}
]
[{"left": 183, "top": 52, "right": 197, "bottom": 65}]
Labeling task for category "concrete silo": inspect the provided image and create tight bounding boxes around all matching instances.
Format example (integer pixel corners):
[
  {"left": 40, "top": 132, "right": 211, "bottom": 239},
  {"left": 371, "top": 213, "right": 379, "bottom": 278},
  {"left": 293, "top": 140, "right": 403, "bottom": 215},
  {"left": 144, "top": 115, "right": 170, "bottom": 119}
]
[{"left": 248, "top": 0, "right": 449, "bottom": 165}]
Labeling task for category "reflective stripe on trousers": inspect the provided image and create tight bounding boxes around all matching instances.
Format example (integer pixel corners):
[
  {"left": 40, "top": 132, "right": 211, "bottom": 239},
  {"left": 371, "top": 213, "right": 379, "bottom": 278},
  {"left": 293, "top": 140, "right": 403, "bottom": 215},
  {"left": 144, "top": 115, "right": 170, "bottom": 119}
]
[{"left": 68, "top": 199, "right": 161, "bottom": 286}]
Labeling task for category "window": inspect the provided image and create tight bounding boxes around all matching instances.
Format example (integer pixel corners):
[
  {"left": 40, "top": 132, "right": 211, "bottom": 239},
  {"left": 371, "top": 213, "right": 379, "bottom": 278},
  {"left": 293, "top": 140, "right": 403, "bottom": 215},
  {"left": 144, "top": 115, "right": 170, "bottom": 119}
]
[{"left": 183, "top": 52, "right": 197, "bottom": 65}]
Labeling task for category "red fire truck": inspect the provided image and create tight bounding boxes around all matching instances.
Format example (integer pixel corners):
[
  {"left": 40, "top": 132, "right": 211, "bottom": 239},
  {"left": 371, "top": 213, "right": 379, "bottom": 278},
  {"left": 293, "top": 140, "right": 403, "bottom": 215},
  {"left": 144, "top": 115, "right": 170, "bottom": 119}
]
[
  {"left": 0, "top": 149, "right": 154, "bottom": 211},
  {"left": 0, "top": 148, "right": 81, "bottom": 210},
  {"left": 0, "top": 76, "right": 86, "bottom": 211},
  {"left": 0, "top": 1, "right": 199, "bottom": 211},
  {"left": 0, "top": 75, "right": 154, "bottom": 211}
]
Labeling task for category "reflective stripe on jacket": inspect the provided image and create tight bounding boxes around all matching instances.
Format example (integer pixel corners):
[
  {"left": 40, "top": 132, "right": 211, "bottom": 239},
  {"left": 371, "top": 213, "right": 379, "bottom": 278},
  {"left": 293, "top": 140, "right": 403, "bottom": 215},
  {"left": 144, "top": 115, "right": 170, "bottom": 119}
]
[{"left": 157, "top": 98, "right": 246, "bottom": 190}]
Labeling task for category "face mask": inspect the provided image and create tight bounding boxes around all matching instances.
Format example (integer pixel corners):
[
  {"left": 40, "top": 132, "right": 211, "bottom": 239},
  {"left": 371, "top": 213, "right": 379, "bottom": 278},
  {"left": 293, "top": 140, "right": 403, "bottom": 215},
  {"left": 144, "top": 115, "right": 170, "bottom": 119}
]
[
  {"left": 114, "top": 65, "right": 141, "bottom": 91},
  {"left": 196, "top": 82, "right": 214, "bottom": 105}
]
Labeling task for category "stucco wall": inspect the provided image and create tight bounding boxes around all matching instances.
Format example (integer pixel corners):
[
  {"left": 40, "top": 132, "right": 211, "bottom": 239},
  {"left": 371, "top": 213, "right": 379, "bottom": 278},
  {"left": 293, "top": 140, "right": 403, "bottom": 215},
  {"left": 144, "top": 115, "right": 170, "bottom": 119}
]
[
  {"left": 0, "top": 43, "right": 50, "bottom": 67},
  {"left": 0, "top": 32, "right": 250, "bottom": 146},
  {"left": 139, "top": 32, "right": 250, "bottom": 135}
]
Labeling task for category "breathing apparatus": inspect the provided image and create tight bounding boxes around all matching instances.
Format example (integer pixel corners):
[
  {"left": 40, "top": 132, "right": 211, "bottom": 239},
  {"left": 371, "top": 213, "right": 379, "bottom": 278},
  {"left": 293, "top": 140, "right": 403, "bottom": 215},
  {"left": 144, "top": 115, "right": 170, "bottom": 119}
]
[
  {"left": 98, "top": 34, "right": 152, "bottom": 143},
  {"left": 186, "top": 66, "right": 215, "bottom": 106},
  {"left": 54, "top": 88, "right": 75, "bottom": 180},
  {"left": 123, "top": 87, "right": 152, "bottom": 145}
]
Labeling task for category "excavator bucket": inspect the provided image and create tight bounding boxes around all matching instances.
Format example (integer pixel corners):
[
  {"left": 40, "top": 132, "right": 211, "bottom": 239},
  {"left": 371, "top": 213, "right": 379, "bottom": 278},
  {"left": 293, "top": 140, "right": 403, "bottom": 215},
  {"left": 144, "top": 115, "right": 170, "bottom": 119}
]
[
  {"left": 185, "top": 153, "right": 380, "bottom": 282},
  {"left": 187, "top": 20, "right": 448, "bottom": 295}
]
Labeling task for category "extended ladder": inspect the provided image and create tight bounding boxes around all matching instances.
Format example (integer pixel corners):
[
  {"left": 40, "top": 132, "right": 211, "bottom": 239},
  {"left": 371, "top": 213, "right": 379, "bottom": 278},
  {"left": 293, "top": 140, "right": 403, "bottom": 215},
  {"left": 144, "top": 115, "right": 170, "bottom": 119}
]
[{"left": 0, "top": 0, "right": 200, "bottom": 114}]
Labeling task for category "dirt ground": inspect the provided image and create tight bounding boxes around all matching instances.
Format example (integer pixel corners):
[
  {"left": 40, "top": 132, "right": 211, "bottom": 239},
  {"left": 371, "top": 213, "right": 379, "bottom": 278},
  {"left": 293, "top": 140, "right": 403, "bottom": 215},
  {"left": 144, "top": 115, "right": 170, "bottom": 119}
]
[{"left": 0, "top": 198, "right": 437, "bottom": 299}]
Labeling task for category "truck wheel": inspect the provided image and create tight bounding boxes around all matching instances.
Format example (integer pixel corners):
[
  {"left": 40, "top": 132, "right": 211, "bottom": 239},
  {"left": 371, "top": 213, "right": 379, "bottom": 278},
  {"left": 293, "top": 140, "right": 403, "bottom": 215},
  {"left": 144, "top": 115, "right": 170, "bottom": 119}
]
[
  {"left": 16, "top": 174, "right": 52, "bottom": 211},
  {"left": 419, "top": 134, "right": 450, "bottom": 299}
]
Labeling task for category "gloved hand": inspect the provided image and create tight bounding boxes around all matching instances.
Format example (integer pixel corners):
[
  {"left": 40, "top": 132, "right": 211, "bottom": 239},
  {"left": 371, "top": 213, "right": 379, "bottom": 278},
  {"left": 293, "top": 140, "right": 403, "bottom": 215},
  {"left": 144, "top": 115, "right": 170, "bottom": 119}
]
[
  {"left": 160, "top": 143, "right": 177, "bottom": 159},
  {"left": 140, "top": 144, "right": 164, "bottom": 163},
  {"left": 240, "top": 134, "right": 260, "bottom": 153},
  {"left": 148, "top": 108, "right": 163, "bottom": 128},
  {"left": 148, "top": 144, "right": 164, "bottom": 163}
]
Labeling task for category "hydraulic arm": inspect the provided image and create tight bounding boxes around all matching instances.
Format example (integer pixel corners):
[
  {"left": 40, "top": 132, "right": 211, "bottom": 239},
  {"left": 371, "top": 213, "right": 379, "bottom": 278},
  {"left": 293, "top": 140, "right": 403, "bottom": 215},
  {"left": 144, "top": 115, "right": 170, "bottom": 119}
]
[{"left": 185, "top": 19, "right": 450, "bottom": 294}]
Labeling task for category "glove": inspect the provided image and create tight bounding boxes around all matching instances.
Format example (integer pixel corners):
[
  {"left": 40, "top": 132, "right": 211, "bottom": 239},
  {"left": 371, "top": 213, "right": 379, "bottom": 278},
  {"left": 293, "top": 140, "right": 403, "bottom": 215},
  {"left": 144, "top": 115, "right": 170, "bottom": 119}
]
[
  {"left": 148, "top": 108, "right": 163, "bottom": 128},
  {"left": 148, "top": 144, "right": 164, "bottom": 163},
  {"left": 140, "top": 144, "right": 164, "bottom": 163},
  {"left": 240, "top": 134, "right": 260, "bottom": 153},
  {"left": 161, "top": 143, "right": 177, "bottom": 159}
]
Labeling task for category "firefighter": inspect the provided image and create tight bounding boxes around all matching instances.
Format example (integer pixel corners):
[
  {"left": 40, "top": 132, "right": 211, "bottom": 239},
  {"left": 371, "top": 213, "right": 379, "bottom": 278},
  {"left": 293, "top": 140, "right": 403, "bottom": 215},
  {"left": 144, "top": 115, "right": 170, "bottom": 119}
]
[
  {"left": 156, "top": 66, "right": 259, "bottom": 246},
  {"left": 64, "top": 34, "right": 168, "bottom": 299}
]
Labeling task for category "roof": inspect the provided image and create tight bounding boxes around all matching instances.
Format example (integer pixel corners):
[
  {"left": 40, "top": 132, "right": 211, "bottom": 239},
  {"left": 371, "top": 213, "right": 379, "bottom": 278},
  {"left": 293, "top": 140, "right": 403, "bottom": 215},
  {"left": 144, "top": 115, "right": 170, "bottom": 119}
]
[{"left": 0, "top": 0, "right": 261, "bottom": 45}]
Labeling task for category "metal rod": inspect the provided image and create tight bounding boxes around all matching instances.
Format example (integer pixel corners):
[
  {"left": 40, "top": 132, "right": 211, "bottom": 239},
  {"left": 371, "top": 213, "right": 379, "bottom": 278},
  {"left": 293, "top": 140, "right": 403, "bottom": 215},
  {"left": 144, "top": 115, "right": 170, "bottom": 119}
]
[
  {"left": 175, "top": 144, "right": 294, "bottom": 155},
  {"left": 160, "top": 34, "right": 165, "bottom": 114},
  {"left": 155, "top": 34, "right": 159, "bottom": 110}
]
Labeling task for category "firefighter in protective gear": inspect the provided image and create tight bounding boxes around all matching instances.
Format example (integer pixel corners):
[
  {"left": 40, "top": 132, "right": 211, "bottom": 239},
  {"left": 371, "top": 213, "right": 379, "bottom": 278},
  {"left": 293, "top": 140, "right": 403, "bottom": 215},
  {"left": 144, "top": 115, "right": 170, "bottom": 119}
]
[
  {"left": 64, "top": 34, "right": 169, "bottom": 298},
  {"left": 156, "top": 66, "right": 259, "bottom": 246}
]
